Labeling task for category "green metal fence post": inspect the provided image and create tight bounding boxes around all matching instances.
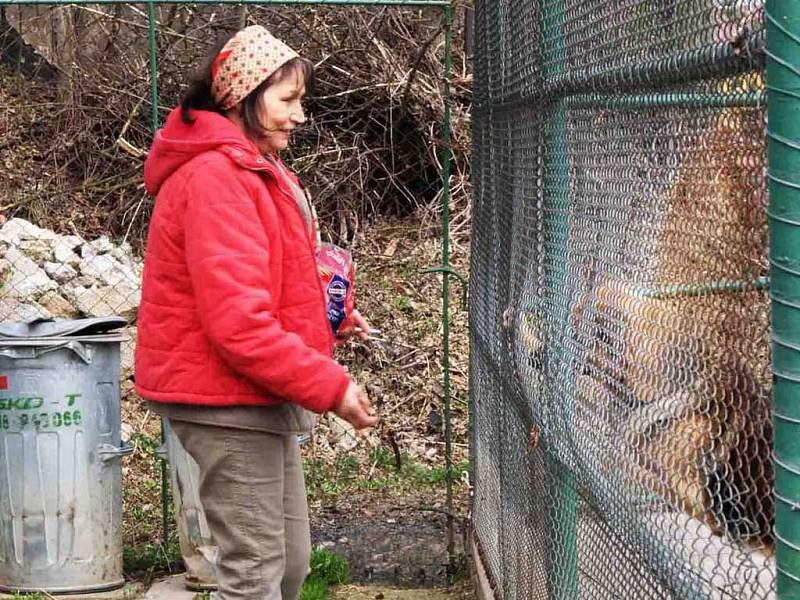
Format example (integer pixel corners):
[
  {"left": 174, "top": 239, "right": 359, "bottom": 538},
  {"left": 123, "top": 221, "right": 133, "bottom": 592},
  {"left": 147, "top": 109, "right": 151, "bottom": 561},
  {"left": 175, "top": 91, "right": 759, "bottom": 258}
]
[
  {"left": 145, "top": 0, "right": 169, "bottom": 549},
  {"left": 147, "top": 2, "right": 159, "bottom": 134},
  {"left": 541, "top": 1, "right": 578, "bottom": 597},
  {"left": 767, "top": 2, "right": 800, "bottom": 597},
  {"left": 440, "top": 2, "right": 456, "bottom": 577},
  {"left": 544, "top": 115, "right": 578, "bottom": 600}
]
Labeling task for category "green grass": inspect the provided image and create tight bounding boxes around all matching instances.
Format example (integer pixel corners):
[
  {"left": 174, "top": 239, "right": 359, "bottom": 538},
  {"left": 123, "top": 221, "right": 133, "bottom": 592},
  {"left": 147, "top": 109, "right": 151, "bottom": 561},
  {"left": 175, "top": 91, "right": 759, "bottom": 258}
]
[
  {"left": 186, "top": 549, "right": 350, "bottom": 600},
  {"left": 390, "top": 295, "right": 414, "bottom": 315},
  {"left": 300, "top": 577, "right": 329, "bottom": 600},
  {"left": 129, "top": 431, "right": 162, "bottom": 456},
  {"left": 305, "top": 449, "right": 469, "bottom": 503},
  {"left": 300, "top": 548, "right": 351, "bottom": 600},
  {"left": 123, "top": 538, "right": 183, "bottom": 578}
]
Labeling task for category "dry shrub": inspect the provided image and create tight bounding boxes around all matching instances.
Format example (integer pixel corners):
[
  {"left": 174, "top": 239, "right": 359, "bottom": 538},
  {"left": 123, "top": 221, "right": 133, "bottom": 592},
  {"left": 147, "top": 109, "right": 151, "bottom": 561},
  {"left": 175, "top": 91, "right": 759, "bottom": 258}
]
[{"left": 0, "top": 3, "right": 472, "bottom": 248}]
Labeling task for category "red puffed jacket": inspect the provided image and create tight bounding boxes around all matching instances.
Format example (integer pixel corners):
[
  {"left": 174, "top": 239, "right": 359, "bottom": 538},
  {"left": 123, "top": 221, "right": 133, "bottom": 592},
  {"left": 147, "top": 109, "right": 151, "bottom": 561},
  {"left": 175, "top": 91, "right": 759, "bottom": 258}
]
[{"left": 134, "top": 108, "right": 350, "bottom": 413}]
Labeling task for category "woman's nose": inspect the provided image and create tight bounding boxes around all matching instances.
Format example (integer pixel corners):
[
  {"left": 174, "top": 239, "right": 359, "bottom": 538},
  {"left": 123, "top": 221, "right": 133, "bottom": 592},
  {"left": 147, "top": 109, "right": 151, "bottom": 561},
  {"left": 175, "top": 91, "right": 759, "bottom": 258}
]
[{"left": 291, "top": 105, "right": 306, "bottom": 125}]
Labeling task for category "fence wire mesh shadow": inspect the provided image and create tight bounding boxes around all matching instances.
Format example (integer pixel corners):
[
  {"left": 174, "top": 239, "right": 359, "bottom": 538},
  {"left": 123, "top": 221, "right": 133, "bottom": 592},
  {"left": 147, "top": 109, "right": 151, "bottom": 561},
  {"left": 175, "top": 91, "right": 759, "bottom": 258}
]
[{"left": 470, "top": 0, "right": 776, "bottom": 598}]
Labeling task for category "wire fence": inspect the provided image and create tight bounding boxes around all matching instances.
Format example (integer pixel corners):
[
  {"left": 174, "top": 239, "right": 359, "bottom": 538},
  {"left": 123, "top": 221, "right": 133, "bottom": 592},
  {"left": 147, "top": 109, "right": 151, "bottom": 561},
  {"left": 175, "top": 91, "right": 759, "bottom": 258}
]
[{"left": 470, "top": 0, "right": 777, "bottom": 598}]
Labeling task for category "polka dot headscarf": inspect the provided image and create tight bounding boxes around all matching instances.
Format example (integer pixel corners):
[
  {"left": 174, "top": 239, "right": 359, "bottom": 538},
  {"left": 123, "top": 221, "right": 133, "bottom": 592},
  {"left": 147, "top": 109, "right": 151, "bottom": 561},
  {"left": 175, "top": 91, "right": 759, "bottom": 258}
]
[{"left": 211, "top": 25, "right": 299, "bottom": 110}]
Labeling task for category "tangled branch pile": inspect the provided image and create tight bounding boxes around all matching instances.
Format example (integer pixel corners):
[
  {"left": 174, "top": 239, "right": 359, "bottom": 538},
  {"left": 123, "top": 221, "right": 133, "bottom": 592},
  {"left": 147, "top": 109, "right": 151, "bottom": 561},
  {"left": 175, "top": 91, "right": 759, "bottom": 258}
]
[{"left": 0, "top": 3, "right": 472, "bottom": 248}]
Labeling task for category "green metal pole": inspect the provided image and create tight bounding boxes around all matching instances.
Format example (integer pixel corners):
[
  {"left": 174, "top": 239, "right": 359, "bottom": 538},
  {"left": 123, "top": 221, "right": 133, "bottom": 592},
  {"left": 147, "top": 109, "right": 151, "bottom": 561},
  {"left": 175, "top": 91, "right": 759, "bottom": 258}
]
[
  {"left": 148, "top": 1, "right": 159, "bottom": 136},
  {"left": 635, "top": 276, "right": 770, "bottom": 299},
  {"left": 545, "top": 113, "right": 579, "bottom": 600},
  {"left": 542, "top": 35, "right": 763, "bottom": 98},
  {"left": 541, "top": 1, "right": 578, "bottom": 597},
  {"left": 564, "top": 91, "right": 764, "bottom": 110},
  {"left": 440, "top": 3, "right": 455, "bottom": 578},
  {"left": 767, "top": 2, "right": 800, "bottom": 597},
  {"left": 483, "top": 90, "right": 765, "bottom": 115},
  {"left": 146, "top": 0, "right": 169, "bottom": 549}
]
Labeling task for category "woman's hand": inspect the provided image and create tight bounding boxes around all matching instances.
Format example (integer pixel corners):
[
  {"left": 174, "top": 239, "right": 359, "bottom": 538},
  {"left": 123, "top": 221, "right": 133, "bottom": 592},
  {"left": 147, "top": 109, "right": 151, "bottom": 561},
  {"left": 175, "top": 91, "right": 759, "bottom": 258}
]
[
  {"left": 335, "top": 309, "right": 371, "bottom": 346},
  {"left": 334, "top": 381, "right": 379, "bottom": 430}
]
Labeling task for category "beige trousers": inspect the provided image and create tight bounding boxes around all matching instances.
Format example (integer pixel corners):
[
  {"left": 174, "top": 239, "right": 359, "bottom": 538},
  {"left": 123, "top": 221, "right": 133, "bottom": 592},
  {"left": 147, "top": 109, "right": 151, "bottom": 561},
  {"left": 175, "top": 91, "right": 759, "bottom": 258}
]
[{"left": 170, "top": 421, "right": 312, "bottom": 600}]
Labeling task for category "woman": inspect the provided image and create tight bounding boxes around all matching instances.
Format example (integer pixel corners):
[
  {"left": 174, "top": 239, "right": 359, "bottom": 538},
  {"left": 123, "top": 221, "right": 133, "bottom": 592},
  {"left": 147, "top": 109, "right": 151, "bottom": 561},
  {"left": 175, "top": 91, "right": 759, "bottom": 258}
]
[{"left": 134, "top": 25, "right": 378, "bottom": 600}]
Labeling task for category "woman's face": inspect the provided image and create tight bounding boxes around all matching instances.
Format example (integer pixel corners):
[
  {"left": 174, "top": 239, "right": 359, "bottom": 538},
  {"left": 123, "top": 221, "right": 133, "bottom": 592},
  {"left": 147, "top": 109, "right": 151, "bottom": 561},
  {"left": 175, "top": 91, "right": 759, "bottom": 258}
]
[{"left": 252, "top": 70, "right": 307, "bottom": 155}]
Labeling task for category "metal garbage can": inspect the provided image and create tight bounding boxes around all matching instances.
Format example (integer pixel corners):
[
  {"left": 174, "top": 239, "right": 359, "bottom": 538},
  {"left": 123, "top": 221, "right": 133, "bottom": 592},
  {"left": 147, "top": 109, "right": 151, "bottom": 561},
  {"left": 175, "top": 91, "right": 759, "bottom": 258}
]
[{"left": 0, "top": 317, "right": 132, "bottom": 594}]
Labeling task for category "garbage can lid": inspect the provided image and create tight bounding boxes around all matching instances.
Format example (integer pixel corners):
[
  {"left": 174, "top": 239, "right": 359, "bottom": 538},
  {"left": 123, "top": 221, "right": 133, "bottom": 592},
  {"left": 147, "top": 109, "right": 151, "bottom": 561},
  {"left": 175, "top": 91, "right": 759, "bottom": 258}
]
[{"left": 0, "top": 317, "right": 127, "bottom": 339}]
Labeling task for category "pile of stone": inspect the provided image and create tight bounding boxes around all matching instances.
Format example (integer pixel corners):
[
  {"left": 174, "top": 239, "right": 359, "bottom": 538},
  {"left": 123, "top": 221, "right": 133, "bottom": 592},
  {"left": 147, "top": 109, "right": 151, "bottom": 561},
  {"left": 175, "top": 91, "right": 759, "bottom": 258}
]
[
  {"left": 0, "top": 218, "right": 142, "bottom": 321},
  {"left": 0, "top": 218, "right": 142, "bottom": 374}
]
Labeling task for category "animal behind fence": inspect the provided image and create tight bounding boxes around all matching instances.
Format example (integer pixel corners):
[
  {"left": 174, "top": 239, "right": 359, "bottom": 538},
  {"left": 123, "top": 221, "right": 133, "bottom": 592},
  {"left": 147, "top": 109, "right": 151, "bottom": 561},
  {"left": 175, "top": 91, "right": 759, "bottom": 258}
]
[{"left": 569, "top": 100, "right": 773, "bottom": 552}]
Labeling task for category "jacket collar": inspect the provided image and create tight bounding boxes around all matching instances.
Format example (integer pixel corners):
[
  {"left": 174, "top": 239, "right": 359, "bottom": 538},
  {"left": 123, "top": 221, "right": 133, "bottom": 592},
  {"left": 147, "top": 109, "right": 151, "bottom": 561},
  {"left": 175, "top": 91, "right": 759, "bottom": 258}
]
[{"left": 220, "top": 144, "right": 278, "bottom": 173}]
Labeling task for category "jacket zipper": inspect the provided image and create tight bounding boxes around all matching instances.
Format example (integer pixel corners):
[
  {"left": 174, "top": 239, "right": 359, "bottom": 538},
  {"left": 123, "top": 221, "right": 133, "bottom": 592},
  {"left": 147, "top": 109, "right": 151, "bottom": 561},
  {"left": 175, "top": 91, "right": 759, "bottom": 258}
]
[{"left": 251, "top": 161, "right": 338, "bottom": 352}]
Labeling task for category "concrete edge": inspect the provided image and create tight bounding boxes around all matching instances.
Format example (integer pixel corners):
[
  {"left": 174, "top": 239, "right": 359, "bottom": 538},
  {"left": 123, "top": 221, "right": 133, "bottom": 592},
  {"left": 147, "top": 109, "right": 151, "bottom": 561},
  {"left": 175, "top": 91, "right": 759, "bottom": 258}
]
[{"left": 469, "top": 527, "right": 495, "bottom": 600}]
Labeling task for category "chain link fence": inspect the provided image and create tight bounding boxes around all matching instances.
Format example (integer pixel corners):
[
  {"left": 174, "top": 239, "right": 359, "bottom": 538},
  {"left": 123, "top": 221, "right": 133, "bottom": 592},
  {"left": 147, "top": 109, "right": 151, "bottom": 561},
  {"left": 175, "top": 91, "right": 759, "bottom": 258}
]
[{"left": 470, "top": 0, "right": 777, "bottom": 597}]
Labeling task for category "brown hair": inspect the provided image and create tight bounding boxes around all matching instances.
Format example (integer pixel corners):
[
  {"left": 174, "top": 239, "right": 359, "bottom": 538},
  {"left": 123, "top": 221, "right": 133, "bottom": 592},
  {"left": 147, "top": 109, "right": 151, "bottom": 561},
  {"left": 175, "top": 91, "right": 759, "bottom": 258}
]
[{"left": 180, "top": 34, "right": 315, "bottom": 138}]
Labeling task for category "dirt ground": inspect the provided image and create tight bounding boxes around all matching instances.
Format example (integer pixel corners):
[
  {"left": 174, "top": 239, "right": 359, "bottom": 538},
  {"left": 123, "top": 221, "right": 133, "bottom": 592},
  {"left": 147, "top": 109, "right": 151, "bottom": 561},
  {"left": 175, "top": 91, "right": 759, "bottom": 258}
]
[
  {"left": 331, "top": 580, "right": 477, "bottom": 599},
  {"left": 312, "top": 503, "right": 469, "bottom": 587}
]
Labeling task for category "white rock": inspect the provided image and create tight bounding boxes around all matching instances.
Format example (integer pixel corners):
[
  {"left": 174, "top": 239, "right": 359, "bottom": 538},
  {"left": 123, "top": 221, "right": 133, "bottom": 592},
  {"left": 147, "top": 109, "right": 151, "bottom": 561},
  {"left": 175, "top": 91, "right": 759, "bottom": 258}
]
[
  {"left": 53, "top": 240, "right": 82, "bottom": 266},
  {"left": 111, "top": 241, "right": 133, "bottom": 260},
  {"left": 63, "top": 235, "right": 84, "bottom": 249},
  {"left": 0, "top": 299, "right": 51, "bottom": 322},
  {"left": 111, "top": 244, "right": 140, "bottom": 270},
  {"left": 18, "top": 238, "right": 55, "bottom": 263},
  {"left": 71, "top": 275, "right": 95, "bottom": 288},
  {"left": 79, "top": 243, "right": 98, "bottom": 259},
  {"left": 65, "top": 283, "right": 140, "bottom": 320},
  {"left": 80, "top": 254, "right": 139, "bottom": 288},
  {"left": 79, "top": 253, "right": 115, "bottom": 278},
  {"left": 0, "top": 220, "right": 143, "bottom": 325},
  {"left": 0, "top": 248, "right": 57, "bottom": 298},
  {"left": 89, "top": 235, "right": 114, "bottom": 255},
  {"left": 121, "top": 421, "right": 134, "bottom": 442},
  {"left": 44, "top": 261, "right": 78, "bottom": 283},
  {"left": 0, "top": 218, "right": 58, "bottom": 245},
  {"left": 37, "top": 290, "right": 79, "bottom": 318}
]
